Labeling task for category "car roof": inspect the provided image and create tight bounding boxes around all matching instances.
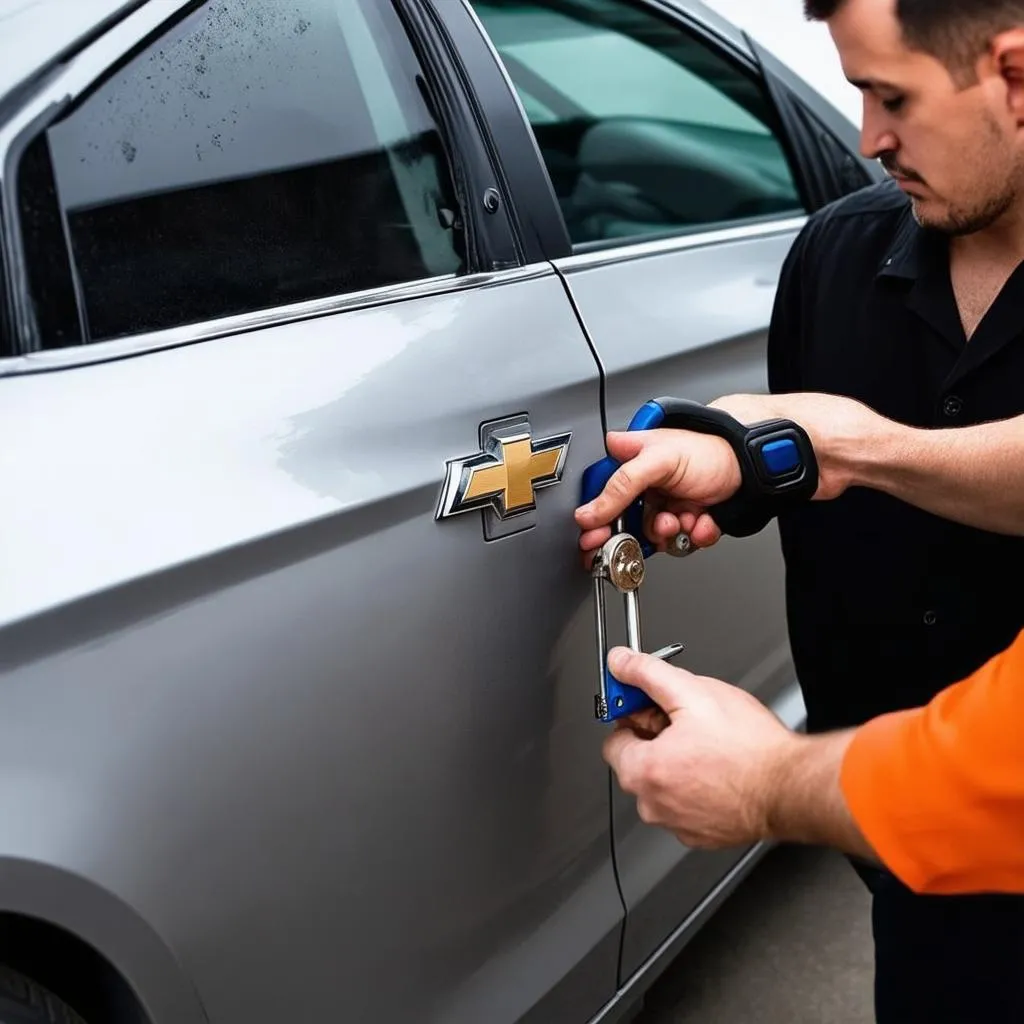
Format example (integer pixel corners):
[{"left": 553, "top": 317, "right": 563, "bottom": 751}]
[{"left": 0, "top": 0, "right": 135, "bottom": 103}]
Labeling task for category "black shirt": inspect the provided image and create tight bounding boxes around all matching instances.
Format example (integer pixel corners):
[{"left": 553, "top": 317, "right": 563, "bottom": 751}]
[{"left": 768, "top": 178, "right": 1024, "bottom": 733}]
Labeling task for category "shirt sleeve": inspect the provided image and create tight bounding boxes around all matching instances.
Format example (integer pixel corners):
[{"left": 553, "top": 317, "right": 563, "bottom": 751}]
[{"left": 840, "top": 629, "right": 1024, "bottom": 895}]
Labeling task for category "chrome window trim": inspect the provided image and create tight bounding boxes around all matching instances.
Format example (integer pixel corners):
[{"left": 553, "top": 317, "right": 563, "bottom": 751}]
[
  {"left": 554, "top": 215, "right": 808, "bottom": 272},
  {"left": 0, "top": 265, "right": 555, "bottom": 377},
  {"left": 0, "top": 0, "right": 194, "bottom": 354}
]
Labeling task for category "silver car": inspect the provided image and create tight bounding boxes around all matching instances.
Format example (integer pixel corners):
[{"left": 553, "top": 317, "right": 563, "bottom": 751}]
[{"left": 0, "top": 1, "right": 879, "bottom": 1021}]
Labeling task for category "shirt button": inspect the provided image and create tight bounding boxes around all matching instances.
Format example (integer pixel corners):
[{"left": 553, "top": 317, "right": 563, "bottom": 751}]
[
  {"left": 943, "top": 395, "right": 963, "bottom": 417},
  {"left": 923, "top": 610, "right": 938, "bottom": 626}
]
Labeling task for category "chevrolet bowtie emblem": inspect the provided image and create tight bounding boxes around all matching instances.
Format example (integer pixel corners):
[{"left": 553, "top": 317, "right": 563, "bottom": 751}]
[{"left": 437, "top": 415, "right": 572, "bottom": 522}]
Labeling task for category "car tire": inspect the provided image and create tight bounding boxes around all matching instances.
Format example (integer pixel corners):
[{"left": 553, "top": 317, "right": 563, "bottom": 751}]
[{"left": 0, "top": 966, "right": 86, "bottom": 1024}]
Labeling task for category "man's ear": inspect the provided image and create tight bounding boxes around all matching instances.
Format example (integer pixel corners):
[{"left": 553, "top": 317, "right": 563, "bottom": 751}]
[{"left": 989, "top": 28, "right": 1024, "bottom": 123}]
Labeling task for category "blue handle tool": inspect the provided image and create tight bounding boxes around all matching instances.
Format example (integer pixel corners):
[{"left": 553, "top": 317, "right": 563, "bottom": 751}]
[{"left": 582, "top": 397, "right": 819, "bottom": 722}]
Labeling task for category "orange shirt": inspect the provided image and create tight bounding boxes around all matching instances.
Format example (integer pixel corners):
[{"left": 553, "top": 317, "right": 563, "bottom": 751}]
[{"left": 841, "top": 629, "right": 1024, "bottom": 895}]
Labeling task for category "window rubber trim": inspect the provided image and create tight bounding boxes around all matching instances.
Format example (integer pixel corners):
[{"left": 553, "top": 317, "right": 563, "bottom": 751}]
[
  {"left": 747, "top": 34, "right": 837, "bottom": 211},
  {"left": 393, "top": 0, "right": 524, "bottom": 272},
  {"left": 432, "top": 0, "right": 574, "bottom": 263},
  {"left": 747, "top": 33, "right": 882, "bottom": 207}
]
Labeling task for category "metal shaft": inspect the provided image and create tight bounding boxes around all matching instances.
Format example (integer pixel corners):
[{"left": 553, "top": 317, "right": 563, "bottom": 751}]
[
  {"left": 613, "top": 514, "right": 643, "bottom": 650},
  {"left": 593, "top": 573, "right": 608, "bottom": 700},
  {"left": 624, "top": 589, "right": 642, "bottom": 651}
]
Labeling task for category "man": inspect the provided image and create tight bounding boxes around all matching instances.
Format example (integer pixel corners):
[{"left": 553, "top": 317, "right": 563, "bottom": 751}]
[
  {"left": 575, "top": 396, "right": 1024, "bottom": 896},
  {"left": 581, "top": 0, "right": 1024, "bottom": 1019}
]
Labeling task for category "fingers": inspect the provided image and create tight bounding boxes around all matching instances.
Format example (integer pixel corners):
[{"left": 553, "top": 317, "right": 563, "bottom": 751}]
[
  {"left": 690, "top": 513, "right": 722, "bottom": 548},
  {"left": 651, "top": 510, "right": 683, "bottom": 541},
  {"left": 621, "top": 706, "right": 671, "bottom": 739},
  {"left": 602, "top": 726, "right": 649, "bottom": 791},
  {"left": 607, "top": 647, "right": 696, "bottom": 718},
  {"left": 575, "top": 443, "right": 680, "bottom": 532},
  {"left": 579, "top": 525, "right": 612, "bottom": 553},
  {"left": 604, "top": 430, "right": 649, "bottom": 462}
]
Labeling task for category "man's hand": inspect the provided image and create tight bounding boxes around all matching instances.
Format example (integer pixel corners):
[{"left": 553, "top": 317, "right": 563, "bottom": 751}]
[
  {"left": 575, "top": 392, "right": 880, "bottom": 562},
  {"left": 601, "top": 647, "right": 795, "bottom": 848},
  {"left": 601, "top": 647, "right": 876, "bottom": 861},
  {"left": 574, "top": 429, "right": 740, "bottom": 563}
]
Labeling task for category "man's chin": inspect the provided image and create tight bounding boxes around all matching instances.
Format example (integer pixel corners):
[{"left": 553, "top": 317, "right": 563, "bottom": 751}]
[
  {"left": 911, "top": 192, "right": 1015, "bottom": 236},
  {"left": 909, "top": 198, "right": 974, "bottom": 236},
  {"left": 909, "top": 195, "right": 942, "bottom": 229}
]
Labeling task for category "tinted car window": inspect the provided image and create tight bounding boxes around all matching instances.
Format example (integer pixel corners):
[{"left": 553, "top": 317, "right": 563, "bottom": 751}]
[
  {"left": 472, "top": 0, "right": 805, "bottom": 248},
  {"left": 23, "top": 0, "right": 464, "bottom": 344}
]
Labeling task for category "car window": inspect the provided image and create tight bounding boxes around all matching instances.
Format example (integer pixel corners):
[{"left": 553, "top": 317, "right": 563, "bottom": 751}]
[
  {"left": 472, "top": 0, "right": 805, "bottom": 249},
  {"left": 17, "top": 0, "right": 465, "bottom": 345}
]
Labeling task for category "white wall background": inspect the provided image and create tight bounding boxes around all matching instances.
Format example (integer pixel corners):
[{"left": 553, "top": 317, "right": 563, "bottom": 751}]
[{"left": 702, "top": 0, "right": 862, "bottom": 126}]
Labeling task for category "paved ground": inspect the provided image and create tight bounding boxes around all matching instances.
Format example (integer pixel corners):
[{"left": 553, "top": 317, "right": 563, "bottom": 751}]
[{"left": 636, "top": 844, "right": 876, "bottom": 1024}]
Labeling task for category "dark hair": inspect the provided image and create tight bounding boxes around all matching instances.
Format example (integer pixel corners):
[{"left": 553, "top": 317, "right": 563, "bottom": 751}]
[{"left": 804, "top": 0, "right": 1024, "bottom": 75}]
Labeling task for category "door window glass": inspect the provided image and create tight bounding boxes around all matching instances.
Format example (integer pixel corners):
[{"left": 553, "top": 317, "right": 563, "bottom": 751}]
[
  {"left": 473, "top": 0, "right": 805, "bottom": 247},
  {"left": 20, "top": 0, "right": 465, "bottom": 344}
]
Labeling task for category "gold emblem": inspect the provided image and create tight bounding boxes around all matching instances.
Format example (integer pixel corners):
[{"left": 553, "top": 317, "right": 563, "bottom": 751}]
[{"left": 437, "top": 416, "right": 572, "bottom": 522}]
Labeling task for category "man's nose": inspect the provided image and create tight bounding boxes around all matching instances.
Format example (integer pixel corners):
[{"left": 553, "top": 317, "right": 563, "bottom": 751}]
[{"left": 859, "top": 102, "right": 899, "bottom": 160}]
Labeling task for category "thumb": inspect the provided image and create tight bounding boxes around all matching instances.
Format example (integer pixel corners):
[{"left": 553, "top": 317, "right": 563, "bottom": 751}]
[{"left": 607, "top": 647, "right": 697, "bottom": 718}]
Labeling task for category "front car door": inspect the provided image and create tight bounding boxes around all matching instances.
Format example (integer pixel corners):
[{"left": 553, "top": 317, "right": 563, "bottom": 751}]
[
  {"left": 0, "top": 2, "right": 623, "bottom": 1021},
  {"left": 468, "top": 0, "right": 876, "bottom": 984}
]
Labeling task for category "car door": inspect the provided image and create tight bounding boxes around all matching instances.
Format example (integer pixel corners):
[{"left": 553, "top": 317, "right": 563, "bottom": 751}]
[
  {"left": 468, "top": 0, "right": 859, "bottom": 982},
  {"left": 0, "top": 2, "right": 622, "bottom": 1022}
]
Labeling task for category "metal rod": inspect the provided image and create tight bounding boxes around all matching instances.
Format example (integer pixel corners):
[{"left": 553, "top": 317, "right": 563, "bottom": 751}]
[
  {"left": 617, "top": 513, "right": 642, "bottom": 650},
  {"left": 651, "top": 642, "right": 686, "bottom": 663},
  {"left": 593, "top": 573, "right": 609, "bottom": 702},
  {"left": 624, "top": 590, "right": 642, "bottom": 651}
]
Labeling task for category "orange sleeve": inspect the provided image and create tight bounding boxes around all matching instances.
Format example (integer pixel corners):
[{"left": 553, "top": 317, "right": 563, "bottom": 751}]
[{"left": 840, "top": 629, "right": 1024, "bottom": 895}]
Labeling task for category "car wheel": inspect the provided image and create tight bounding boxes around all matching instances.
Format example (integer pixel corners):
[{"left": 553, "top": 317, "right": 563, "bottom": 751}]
[{"left": 0, "top": 966, "right": 86, "bottom": 1024}]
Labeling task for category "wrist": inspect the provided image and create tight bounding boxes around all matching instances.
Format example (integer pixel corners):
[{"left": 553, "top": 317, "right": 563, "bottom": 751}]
[
  {"left": 759, "top": 730, "right": 857, "bottom": 846},
  {"left": 819, "top": 407, "right": 911, "bottom": 498},
  {"left": 758, "top": 732, "right": 812, "bottom": 842}
]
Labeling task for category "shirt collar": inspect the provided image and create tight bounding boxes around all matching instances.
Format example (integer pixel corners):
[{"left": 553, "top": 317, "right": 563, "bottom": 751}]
[{"left": 875, "top": 206, "right": 947, "bottom": 281}]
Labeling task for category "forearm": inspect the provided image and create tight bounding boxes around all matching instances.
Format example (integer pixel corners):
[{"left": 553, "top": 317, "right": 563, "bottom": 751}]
[
  {"left": 837, "top": 413, "right": 1024, "bottom": 535},
  {"left": 762, "top": 730, "right": 878, "bottom": 862}
]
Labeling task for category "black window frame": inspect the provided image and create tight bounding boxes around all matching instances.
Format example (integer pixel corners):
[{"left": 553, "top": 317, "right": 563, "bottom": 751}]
[
  {"left": 750, "top": 34, "right": 882, "bottom": 209},
  {"left": 428, "top": 0, "right": 574, "bottom": 263}
]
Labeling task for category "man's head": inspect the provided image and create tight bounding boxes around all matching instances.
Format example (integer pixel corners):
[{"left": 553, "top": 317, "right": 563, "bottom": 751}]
[{"left": 806, "top": 0, "right": 1024, "bottom": 235}]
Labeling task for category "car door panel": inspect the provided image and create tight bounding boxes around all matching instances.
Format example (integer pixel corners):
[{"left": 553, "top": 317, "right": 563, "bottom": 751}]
[
  {"left": 0, "top": 270, "right": 623, "bottom": 1024},
  {"left": 557, "top": 226, "right": 806, "bottom": 977},
  {"left": 0, "top": 0, "right": 627, "bottom": 1019}
]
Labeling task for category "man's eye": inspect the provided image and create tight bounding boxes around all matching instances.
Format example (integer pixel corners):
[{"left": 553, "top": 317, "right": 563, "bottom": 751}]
[{"left": 881, "top": 95, "right": 905, "bottom": 113}]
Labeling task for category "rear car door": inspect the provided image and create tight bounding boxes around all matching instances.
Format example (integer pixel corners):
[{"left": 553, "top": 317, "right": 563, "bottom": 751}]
[
  {"left": 469, "top": 0, "right": 872, "bottom": 982},
  {"left": 0, "top": 2, "right": 622, "bottom": 1021}
]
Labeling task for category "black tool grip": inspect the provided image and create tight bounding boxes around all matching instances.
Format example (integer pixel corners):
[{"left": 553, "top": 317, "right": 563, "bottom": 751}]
[{"left": 650, "top": 397, "right": 819, "bottom": 537}]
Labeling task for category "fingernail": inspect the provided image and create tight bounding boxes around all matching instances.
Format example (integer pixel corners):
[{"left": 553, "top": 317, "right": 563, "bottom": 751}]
[{"left": 608, "top": 647, "right": 628, "bottom": 673}]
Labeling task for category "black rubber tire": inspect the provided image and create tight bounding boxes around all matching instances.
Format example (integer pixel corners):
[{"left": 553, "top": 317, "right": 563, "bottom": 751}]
[{"left": 0, "top": 967, "right": 86, "bottom": 1024}]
